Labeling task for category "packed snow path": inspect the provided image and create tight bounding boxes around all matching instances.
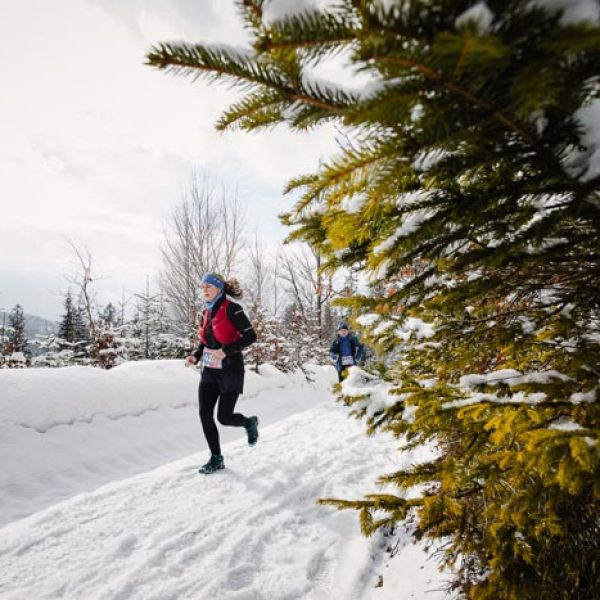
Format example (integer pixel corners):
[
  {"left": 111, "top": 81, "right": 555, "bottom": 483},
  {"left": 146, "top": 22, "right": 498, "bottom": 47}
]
[
  {"left": 0, "top": 362, "right": 451, "bottom": 599},
  {"left": 0, "top": 405, "right": 447, "bottom": 600}
]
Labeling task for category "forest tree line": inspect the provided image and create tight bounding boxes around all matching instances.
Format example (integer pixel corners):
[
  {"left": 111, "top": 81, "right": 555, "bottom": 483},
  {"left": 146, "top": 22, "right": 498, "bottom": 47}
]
[{"left": 0, "top": 176, "right": 359, "bottom": 371}]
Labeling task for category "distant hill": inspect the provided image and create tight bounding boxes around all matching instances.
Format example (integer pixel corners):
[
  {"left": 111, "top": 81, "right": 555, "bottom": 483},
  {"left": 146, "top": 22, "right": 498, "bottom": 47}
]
[{"left": 24, "top": 314, "right": 57, "bottom": 339}]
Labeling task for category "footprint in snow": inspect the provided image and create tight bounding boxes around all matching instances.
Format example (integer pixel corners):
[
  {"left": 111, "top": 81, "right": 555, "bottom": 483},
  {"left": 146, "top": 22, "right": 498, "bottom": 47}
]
[
  {"left": 113, "top": 533, "right": 138, "bottom": 558},
  {"left": 223, "top": 563, "right": 255, "bottom": 591}
]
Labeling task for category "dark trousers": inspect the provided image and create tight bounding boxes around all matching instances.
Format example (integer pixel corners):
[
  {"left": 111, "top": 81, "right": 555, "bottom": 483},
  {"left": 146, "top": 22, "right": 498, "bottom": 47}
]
[{"left": 199, "top": 382, "right": 249, "bottom": 455}]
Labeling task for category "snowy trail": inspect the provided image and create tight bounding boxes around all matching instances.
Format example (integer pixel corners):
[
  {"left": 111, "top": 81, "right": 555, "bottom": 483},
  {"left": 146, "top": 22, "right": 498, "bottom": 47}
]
[
  {"left": 0, "top": 403, "right": 448, "bottom": 600},
  {"left": 0, "top": 362, "right": 332, "bottom": 526}
]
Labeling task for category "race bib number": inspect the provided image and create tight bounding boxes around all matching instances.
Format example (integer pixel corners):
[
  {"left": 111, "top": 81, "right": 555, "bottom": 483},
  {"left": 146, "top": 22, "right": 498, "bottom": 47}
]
[
  {"left": 341, "top": 355, "right": 355, "bottom": 366},
  {"left": 203, "top": 350, "right": 223, "bottom": 369}
]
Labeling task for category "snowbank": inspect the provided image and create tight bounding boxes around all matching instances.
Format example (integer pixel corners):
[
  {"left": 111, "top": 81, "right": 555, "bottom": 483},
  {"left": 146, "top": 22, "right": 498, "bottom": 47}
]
[
  {"left": 0, "top": 360, "right": 327, "bottom": 432},
  {"left": 0, "top": 360, "right": 335, "bottom": 525}
]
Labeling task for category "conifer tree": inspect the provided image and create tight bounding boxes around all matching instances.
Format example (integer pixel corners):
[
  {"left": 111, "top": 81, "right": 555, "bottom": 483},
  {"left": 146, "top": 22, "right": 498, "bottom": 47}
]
[
  {"left": 99, "top": 303, "right": 117, "bottom": 330},
  {"left": 54, "top": 293, "right": 89, "bottom": 364},
  {"left": 0, "top": 311, "right": 7, "bottom": 368},
  {"left": 264, "top": 314, "right": 291, "bottom": 372},
  {"left": 123, "top": 280, "right": 186, "bottom": 360},
  {"left": 281, "top": 305, "right": 322, "bottom": 373},
  {"left": 246, "top": 302, "right": 290, "bottom": 372},
  {"left": 58, "top": 293, "right": 78, "bottom": 343},
  {"left": 147, "top": 2, "right": 600, "bottom": 597},
  {"left": 31, "top": 335, "right": 73, "bottom": 368},
  {"left": 246, "top": 302, "right": 270, "bottom": 373},
  {"left": 74, "top": 300, "right": 90, "bottom": 346},
  {"left": 5, "top": 304, "right": 27, "bottom": 355}
]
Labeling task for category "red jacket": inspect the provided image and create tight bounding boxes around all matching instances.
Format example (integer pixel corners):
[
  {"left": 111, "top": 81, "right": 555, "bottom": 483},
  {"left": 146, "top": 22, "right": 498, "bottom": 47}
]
[{"left": 198, "top": 298, "right": 241, "bottom": 345}]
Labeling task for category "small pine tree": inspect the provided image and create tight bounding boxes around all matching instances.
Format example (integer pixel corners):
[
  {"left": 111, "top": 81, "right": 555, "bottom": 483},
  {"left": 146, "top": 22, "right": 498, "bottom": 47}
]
[
  {"left": 264, "top": 314, "right": 292, "bottom": 373},
  {"left": 122, "top": 281, "right": 183, "bottom": 361},
  {"left": 31, "top": 335, "right": 75, "bottom": 368},
  {"left": 0, "top": 310, "right": 8, "bottom": 367},
  {"left": 74, "top": 300, "right": 90, "bottom": 353},
  {"left": 246, "top": 302, "right": 290, "bottom": 373},
  {"left": 4, "top": 304, "right": 27, "bottom": 355},
  {"left": 54, "top": 293, "right": 89, "bottom": 365},
  {"left": 281, "top": 305, "right": 321, "bottom": 374},
  {"left": 58, "top": 293, "right": 78, "bottom": 342},
  {"left": 99, "top": 303, "right": 117, "bottom": 330},
  {"left": 245, "top": 302, "right": 270, "bottom": 373}
]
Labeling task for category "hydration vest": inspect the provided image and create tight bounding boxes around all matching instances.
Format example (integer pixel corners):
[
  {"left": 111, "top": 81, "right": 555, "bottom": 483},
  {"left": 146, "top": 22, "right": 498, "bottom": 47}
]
[{"left": 199, "top": 298, "right": 241, "bottom": 345}]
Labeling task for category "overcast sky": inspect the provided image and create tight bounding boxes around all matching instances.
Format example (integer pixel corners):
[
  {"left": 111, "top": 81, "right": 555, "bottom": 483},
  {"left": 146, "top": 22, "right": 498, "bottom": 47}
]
[{"left": 0, "top": 0, "right": 344, "bottom": 321}]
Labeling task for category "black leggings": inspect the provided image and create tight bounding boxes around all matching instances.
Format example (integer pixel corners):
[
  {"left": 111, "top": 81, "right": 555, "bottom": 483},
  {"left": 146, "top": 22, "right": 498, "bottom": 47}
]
[{"left": 199, "top": 382, "right": 250, "bottom": 455}]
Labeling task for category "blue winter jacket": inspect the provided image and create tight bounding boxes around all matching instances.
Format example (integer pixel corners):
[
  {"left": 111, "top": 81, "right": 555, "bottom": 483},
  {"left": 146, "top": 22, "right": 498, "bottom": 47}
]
[{"left": 329, "top": 334, "right": 361, "bottom": 372}]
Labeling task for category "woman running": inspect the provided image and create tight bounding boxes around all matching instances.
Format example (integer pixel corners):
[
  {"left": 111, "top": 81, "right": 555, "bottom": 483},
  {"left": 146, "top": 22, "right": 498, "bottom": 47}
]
[{"left": 185, "top": 273, "right": 258, "bottom": 474}]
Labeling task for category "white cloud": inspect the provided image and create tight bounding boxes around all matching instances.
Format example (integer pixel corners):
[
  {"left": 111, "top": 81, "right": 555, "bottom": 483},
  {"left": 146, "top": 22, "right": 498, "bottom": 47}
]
[{"left": 0, "top": 0, "right": 347, "bottom": 320}]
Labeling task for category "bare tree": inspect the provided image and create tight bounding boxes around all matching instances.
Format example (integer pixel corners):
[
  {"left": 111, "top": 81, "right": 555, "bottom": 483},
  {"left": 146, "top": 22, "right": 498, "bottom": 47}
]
[
  {"left": 245, "top": 231, "right": 271, "bottom": 311},
  {"left": 160, "top": 173, "right": 246, "bottom": 336},
  {"left": 278, "top": 243, "right": 336, "bottom": 344},
  {"left": 64, "top": 241, "right": 119, "bottom": 368},
  {"left": 272, "top": 252, "right": 281, "bottom": 317},
  {"left": 65, "top": 240, "right": 100, "bottom": 334}
]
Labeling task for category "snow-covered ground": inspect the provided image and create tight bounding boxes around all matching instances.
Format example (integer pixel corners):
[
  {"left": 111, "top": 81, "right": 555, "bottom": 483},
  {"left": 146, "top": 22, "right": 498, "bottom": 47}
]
[
  {"left": 0, "top": 361, "right": 452, "bottom": 599},
  {"left": 0, "top": 361, "right": 331, "bottom": 526}
]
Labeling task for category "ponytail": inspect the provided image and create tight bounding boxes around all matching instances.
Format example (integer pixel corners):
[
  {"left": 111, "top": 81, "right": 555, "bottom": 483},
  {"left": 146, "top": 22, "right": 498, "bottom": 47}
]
[{"left": 224, "top": 277, "right": 243, "bottom": 299}]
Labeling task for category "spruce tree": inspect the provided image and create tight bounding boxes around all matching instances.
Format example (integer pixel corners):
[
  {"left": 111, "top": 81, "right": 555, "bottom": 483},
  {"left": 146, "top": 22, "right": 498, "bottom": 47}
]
[
  {"left": 265, "top": 314, "right": 291, "bottom": 372},
  {"left": 279, "top": 304, "right": 328, "bottom": 376},
  {"left": 55, "top": 293, "right": 89, "bottom": 364},
  {"left": 74, "top": 300, "right": 90, "bottom": 346},
  {"left": 5, "top": 304, "right": 27, "bottom": 355},
  {"left": 147, "top": 2, "right": 600, "bottom": 597},
  {"left": 246, "top": 302, "right": 270, "bottom": 373},
  {"left": 246, "top": 302, "right": 290, "bottom": 372},
  {"left": 0, "top": 311, "right": 7, "bottom": 367},
  {"left": 99, "top": 303, "right": 117, "bottom": 330},
  {"left": 58, "top": 292, "right": 78, "bottom": 343},
  {"left": 123, "top": 281, "right": 184, "bottom": 361}
]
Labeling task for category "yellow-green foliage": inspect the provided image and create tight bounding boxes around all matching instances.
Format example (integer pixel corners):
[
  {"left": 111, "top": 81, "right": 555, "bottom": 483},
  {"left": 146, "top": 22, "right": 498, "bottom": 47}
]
[{"left": 147, "top": 1, "right": 600, "bottom": 598}]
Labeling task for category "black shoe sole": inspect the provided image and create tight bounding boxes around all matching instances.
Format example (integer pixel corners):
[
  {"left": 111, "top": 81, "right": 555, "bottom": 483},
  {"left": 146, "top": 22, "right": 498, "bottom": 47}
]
[
  {"left": 247, "top": 416, "right": 259, "bottom": 447},
  {"left": 198, "top": 465, "right": 225, "bottom": 474}
]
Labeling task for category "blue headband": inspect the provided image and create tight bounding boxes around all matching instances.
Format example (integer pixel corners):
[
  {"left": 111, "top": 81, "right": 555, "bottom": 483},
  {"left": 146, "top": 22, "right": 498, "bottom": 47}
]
[{"left": 202, "top": 273, "right": 225, "bottom": 290}]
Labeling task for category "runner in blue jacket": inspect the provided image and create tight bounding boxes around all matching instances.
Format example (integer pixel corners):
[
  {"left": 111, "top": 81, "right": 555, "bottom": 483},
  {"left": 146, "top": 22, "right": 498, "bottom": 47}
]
[{"left": 329, "top": 322, "right": 362, "bottom": 383}]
